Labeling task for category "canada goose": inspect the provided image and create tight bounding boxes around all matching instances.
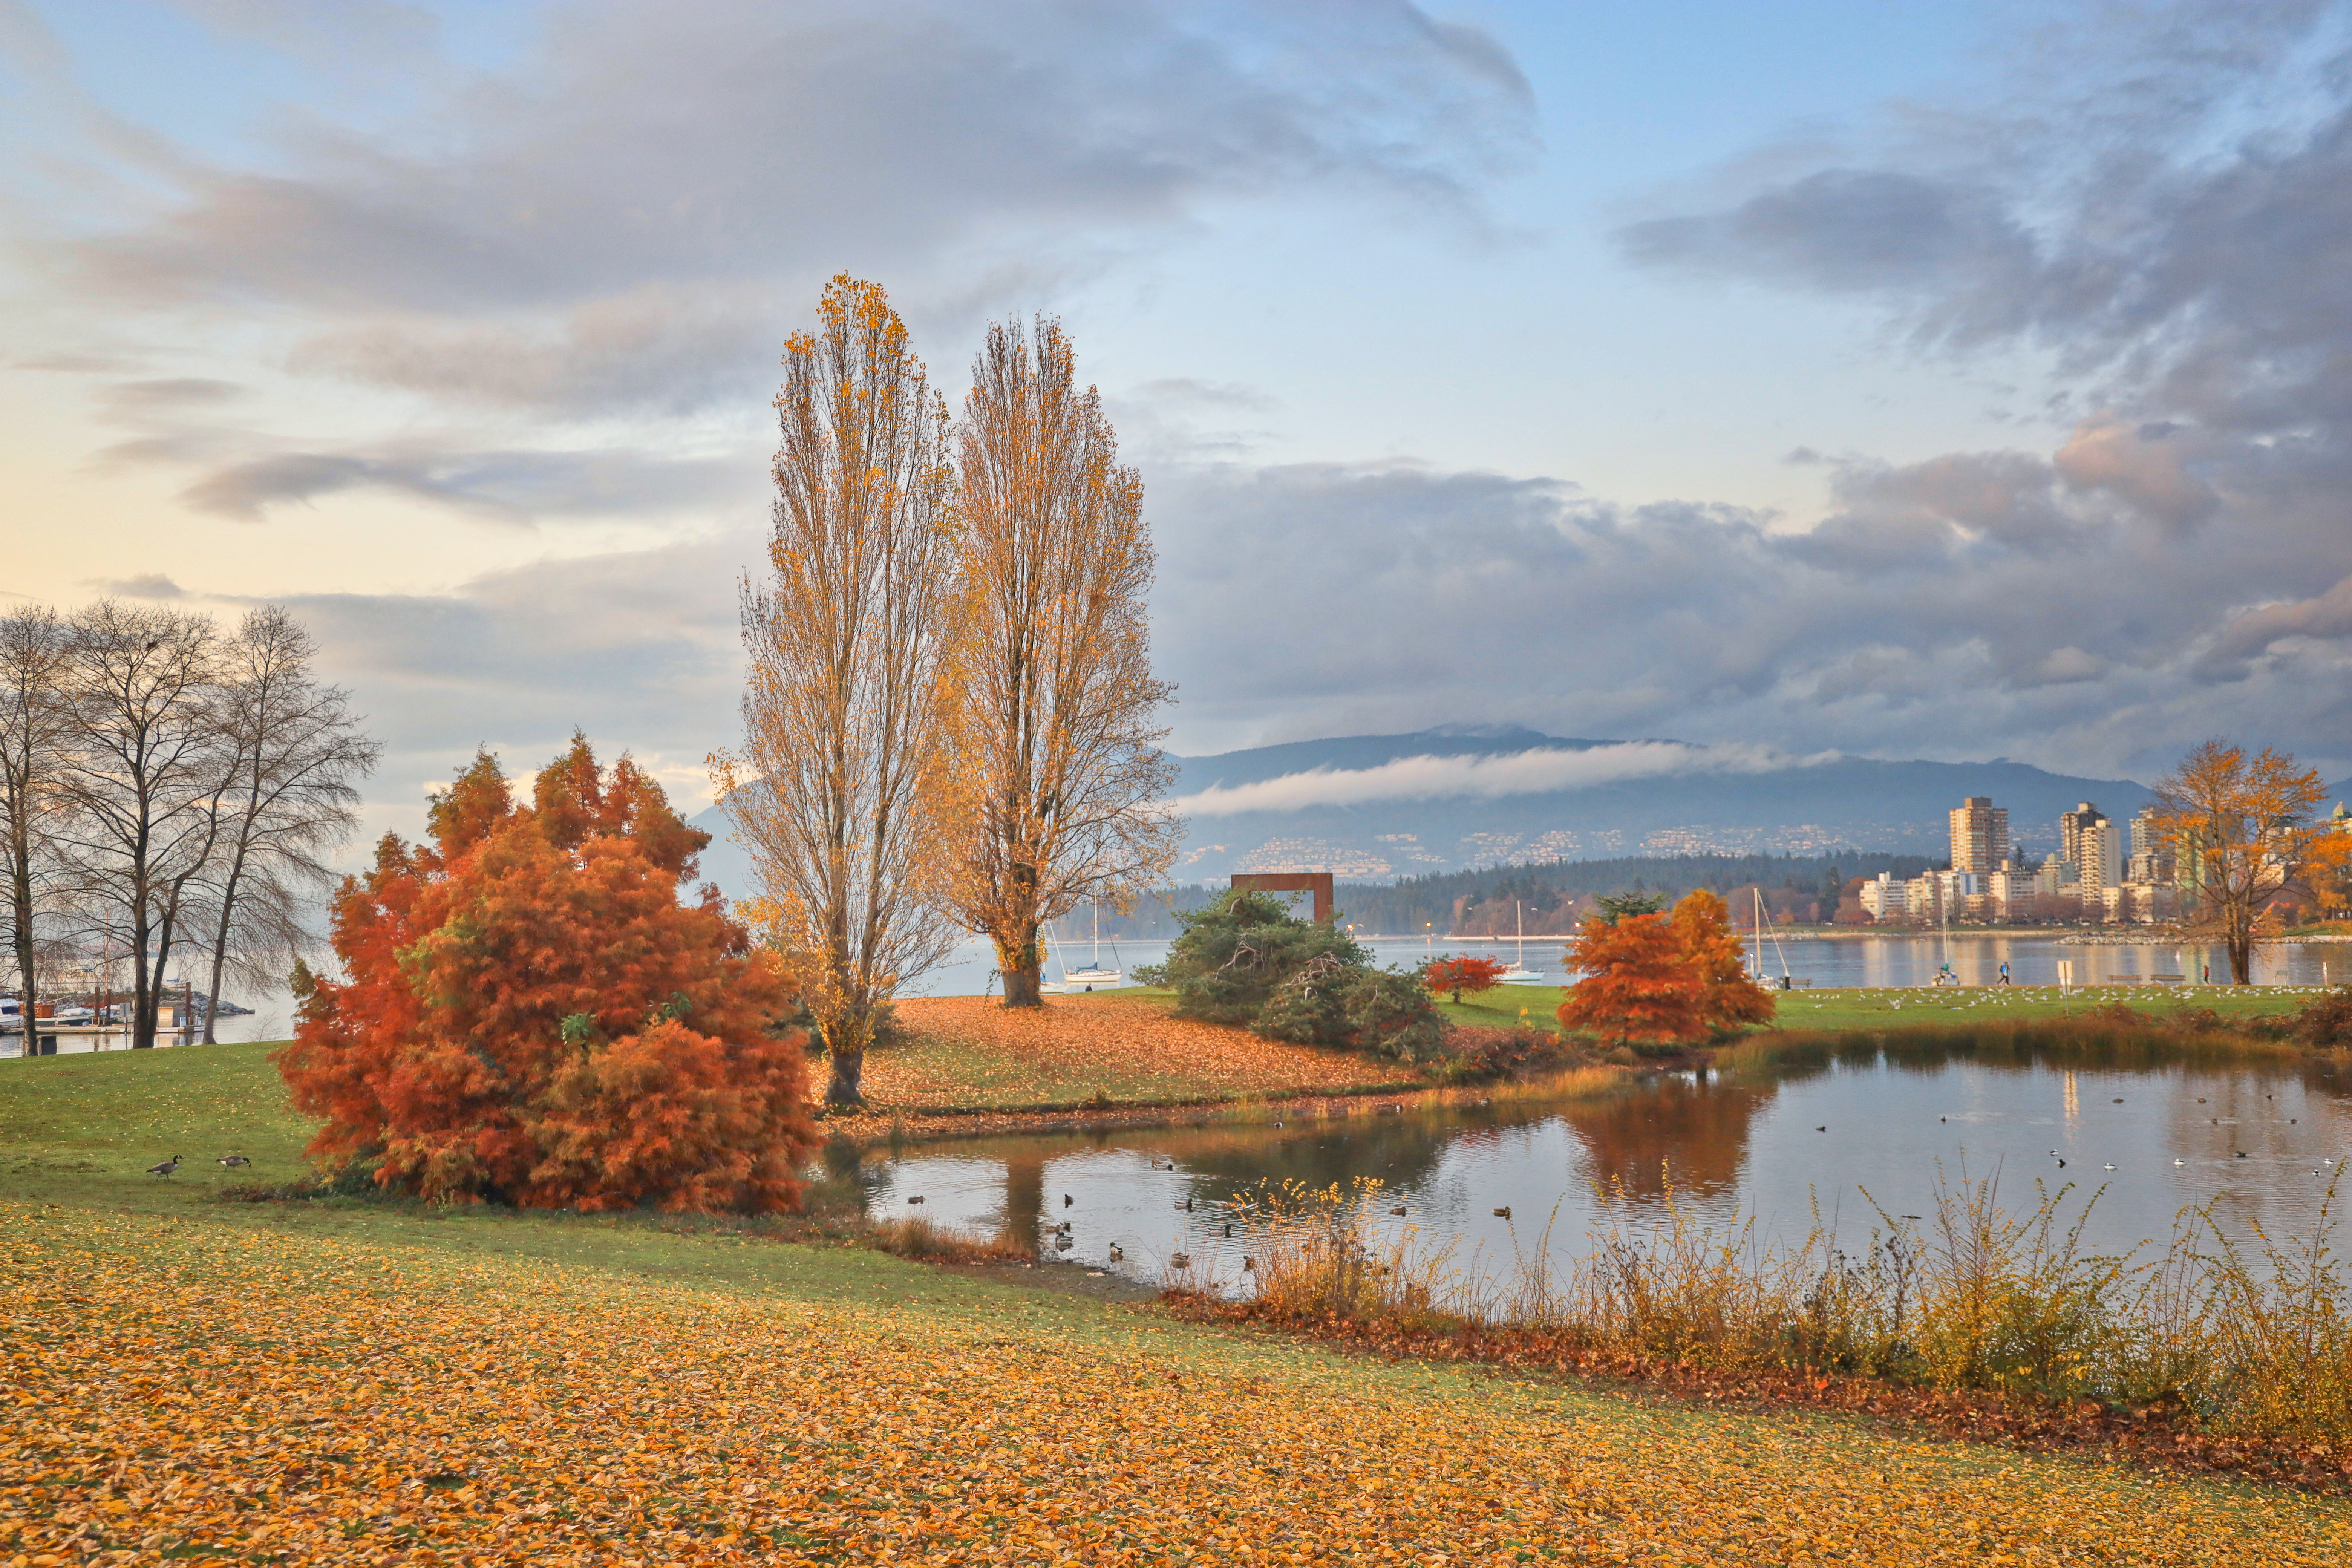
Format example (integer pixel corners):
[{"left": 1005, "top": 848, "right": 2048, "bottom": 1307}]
[
  {"left": 1169, "top": 1253, "right": 1191, "bottom": 1269},
  {"left": 216, "top": 1154, "right": 251, "bottom": 1168},
  {"left": 145, "top": 1155, "right": 180, "bottom": 1178},
  {"left": 907, "top": 1195, "right": 925, "bottom": 1204},
  {"left": 1063, "top": 1194, "right": 1073, "bottom": 1207},
  {"left": 1493, "top": 1206, "right": 1511, "bottom": 1220}
]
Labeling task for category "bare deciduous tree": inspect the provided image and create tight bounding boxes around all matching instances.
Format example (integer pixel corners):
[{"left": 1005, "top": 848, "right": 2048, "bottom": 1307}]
[
  {"left": 941, "top": 315, "right": 1178, "bottom": 1007},
  {"left": 0, "top": 605, "right": 71, "bottom": 1034},
  {"left": 196, "top": 607, "right": 380, "bottom": 1043},
  {"left": 56, "top": 602, "right": 226, "bottom": 1049},
  {"left": 2151, "top": 739, "right": 2349, "bottom": 984},
  {"left": 719, "top": 275, "right": 962, "bottom": 1106}
]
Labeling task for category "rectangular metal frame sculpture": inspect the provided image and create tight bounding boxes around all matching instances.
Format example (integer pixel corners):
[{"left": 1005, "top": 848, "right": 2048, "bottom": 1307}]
[{"left": 1229, "top": 871, "right": 1334, "bottom": 924}]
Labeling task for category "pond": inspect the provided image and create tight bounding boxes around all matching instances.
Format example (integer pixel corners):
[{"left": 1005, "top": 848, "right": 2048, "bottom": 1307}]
[{"left": 821, "top": 1039, "right": 2352, "bottom": 1293}]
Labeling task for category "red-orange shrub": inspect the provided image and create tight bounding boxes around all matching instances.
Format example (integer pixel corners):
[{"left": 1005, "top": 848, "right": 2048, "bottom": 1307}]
[
  {"left": 1671, "top": 888, "right": 1777, "bottom": 1032},
  {"left": 1424, "top": 954, "right": 1508, "bottom": 1003},
  {"left": 1555, "top": 889, "right": 1775, "bottom": 1048},
  {"left": 1556, "top": 911, "right": 1703, "bottom": 1047},
  {"left": 278, "top": 736, "right": 815, "bottom": 1212}
]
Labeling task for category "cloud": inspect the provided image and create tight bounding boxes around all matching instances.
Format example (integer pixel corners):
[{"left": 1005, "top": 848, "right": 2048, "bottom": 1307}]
[
  {"left": 152, "top": 441, "right": 755, "bottom": 523},
  {"left": 1142, "top": 441, "right": 2352, "bottom": 778},
  {"left": 46, "top": 1, "right": 1533, "bottom": 420},
  {"left": 1168, "top": 741, "right": 1833, "bottom": 817},
  {"left": 95, "top": 573, "right": 187, "bottom": 600},
  {"left": 2198, "top": 572, "right": 2352, "bottom": 678}
]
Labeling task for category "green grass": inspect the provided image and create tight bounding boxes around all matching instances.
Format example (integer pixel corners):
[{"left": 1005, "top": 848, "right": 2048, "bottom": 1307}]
[
  {"left": 1772, "top": 982, "right": 2320, "bottom": 1032},
  {"left": 1429, "top": 982, "right": 2324, "bottom": 1038}
]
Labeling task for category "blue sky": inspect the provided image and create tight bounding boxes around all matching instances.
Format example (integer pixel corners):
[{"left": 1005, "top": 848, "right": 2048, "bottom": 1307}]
[{"left": 5, "top": 0, "right": 2350, "bottom": 838}]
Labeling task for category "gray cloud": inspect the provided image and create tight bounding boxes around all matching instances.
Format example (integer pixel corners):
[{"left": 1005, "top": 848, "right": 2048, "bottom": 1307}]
[
  {"left": 1562, "top": 0, "right": 2352, "bottom": 772},
  {"left": 150, "top": 441, "right": 756, "bottom": 523},
  {"left": 1145, "top": 441, "right": 2352, "bottom": 778},
  {"left": 55, "top": 1, "right": 1531, "bottom": 420},
  {"left": 95, "top": 573, "right": 188, "bottom": 600}
]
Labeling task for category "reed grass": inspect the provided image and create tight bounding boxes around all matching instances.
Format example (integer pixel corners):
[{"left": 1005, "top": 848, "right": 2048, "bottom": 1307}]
[{"left": 1219, "top": 1165, "right": 2352, "bottom": 1445}]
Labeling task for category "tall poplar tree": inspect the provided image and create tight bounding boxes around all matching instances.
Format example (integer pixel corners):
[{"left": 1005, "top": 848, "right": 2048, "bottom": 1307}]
[
  {"left": 942, "top": 316, "right": 1178, "bottom": 1006},
  {"left": 722, "top": 275, "right": 960, "bottom": 1105}
]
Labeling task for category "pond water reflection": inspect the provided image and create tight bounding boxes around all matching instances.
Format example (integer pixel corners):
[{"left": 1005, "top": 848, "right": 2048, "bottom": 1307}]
[{"left": 826, "top": 1040, "right": 2352, "bottom": 1292}]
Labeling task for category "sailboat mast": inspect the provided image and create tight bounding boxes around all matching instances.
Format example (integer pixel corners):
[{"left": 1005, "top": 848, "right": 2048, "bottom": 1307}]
[{"left": 1753, "top": 888, "right": 1762, "bottom": 980}]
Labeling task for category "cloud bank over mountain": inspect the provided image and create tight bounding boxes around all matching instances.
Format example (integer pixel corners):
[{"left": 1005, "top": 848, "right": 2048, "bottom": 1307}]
[{"left": 1170, "top": 741, "right": 1829, "bottom": 818}]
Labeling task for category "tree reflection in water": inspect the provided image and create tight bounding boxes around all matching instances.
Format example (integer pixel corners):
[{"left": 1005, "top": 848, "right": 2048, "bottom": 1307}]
[{"left": 1552, "top": 1073, "right": 1773, "bottom": 1200}]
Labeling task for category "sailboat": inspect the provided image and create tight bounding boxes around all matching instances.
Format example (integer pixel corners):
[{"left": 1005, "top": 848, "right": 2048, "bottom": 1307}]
[
  {"left": 1496, "top": 900, "right": 1548, "bottom": 985},
  {"left": 1040, "top": 899, "right": 1125, "bottom": 994}
]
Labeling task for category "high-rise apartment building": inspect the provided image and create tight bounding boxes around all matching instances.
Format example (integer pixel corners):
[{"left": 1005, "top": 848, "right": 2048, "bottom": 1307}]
[
  {"left": 2061, "top": 802, "right": 2121, "bottom": 889},
  {"left": 1948, "top": 796, "right": 2009, "bottom": 873},
  {"left": 2125, "top": 809, "right": 2174, "bottom": 885}
]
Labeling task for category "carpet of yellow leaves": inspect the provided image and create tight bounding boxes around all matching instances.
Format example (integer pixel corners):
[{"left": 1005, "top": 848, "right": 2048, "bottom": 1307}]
[
  {"left": 5, "top": 1204, "right": 2344, "bottom": 1565},
  {"left": 865, "top": 995, "right": 1419, "bottom": 1112}
]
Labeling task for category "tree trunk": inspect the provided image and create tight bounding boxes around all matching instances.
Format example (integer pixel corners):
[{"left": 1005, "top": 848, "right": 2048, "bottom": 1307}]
[
  {"left": 825, "top": 1047, "right": 865, "bottom": 1107},
  {"left": 2228, "top": 932, "right": 2254, "bottom": 985},
  {"left": 998, "top": 919, "right": 1044, "bottom": 1008},
  {"left": 131, "top": 913, "right": 154, "bottom": 1049},
  {"left": 999, "top": 1155, "right": 1045, "bottom": 1256},
  {"left": 201, "top": 852, "right": 246, "bottom": 1046},
  {"left": 8, "top": 867, "right": 33, "bottom": 1061}
]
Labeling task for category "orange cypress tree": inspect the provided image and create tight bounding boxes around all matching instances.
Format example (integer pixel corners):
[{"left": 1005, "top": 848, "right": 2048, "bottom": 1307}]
[
  {"left": 1556, "top": 910, "right": 1705, "bottom": 1048},
  {"left": 1671, "top": 888, "right": 1776, "bottom": 1033},
  {"left": 277, "top": 735, "right": 815, "bottom": 1211}
]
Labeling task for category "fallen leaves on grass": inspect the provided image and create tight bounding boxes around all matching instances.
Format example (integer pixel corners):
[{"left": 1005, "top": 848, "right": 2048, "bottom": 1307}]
[
  {"left": 863, "top": 995, "right": 1418, "bottom": 1112},
  {"left": 1171, "top": 1296, "right": 2352, "bottom": 1499},
  {"left": 3, "top": 1205, "right": 2345, "bottom": 1565}
]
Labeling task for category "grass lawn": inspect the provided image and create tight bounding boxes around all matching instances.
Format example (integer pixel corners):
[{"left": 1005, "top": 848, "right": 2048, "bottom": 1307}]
[
  {"left": 1431, "top": 982, "right": 2325, "bottom": 1038},
  {"left": 872, "top": 991, "right": 1417, "bottom": 1113},
  {"left": 4, "top": 1044, "right": 2345, "bottom": 1564}
]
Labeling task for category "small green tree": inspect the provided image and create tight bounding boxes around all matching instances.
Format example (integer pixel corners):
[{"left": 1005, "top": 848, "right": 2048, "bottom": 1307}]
[{"left": 1148, "top": 889, "right": 1446, "bottom": 1061}]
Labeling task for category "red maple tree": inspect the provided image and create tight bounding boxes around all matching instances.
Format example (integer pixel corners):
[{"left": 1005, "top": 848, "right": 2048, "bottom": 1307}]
[
  {"left": 1424, "top": 954, "right": 1508, "bottom": 1004},
  {"left": 278, "top": 736, "right": 816, "bottom": 1211}
]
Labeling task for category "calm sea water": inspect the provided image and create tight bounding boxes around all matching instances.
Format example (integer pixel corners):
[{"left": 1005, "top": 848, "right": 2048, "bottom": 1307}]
[
  {"left": 832, "top": 1042, "right": 2352, "bottom": 1293},
  {"left": 907, "top": 931, "right": 2352, "bottom": 996}
]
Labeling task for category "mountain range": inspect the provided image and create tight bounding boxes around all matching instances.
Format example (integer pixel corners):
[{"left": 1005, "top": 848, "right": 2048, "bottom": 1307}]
[{"left": 686, "top": 726, "right": 2158, "bottom": 898}]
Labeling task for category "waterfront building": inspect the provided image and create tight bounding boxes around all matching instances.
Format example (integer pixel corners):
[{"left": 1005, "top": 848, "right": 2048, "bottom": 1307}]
[
  {"left": 2061, "top": 803, "right": 2121, "bottom": 890},
  {"left": 1948, "top": 797, "right": 2009, "bottom": 873},
  {"left": 1858, "top": 872, "right": 1902, "bottom": 918},
  {"left": 2125, "top": 809, "right": 2175, "bottom": 885}
]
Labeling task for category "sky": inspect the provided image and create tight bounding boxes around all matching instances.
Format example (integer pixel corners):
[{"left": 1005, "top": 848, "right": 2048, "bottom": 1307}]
[{"left": 6, "top": 0, "right": 2352, "bottom": 846}]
